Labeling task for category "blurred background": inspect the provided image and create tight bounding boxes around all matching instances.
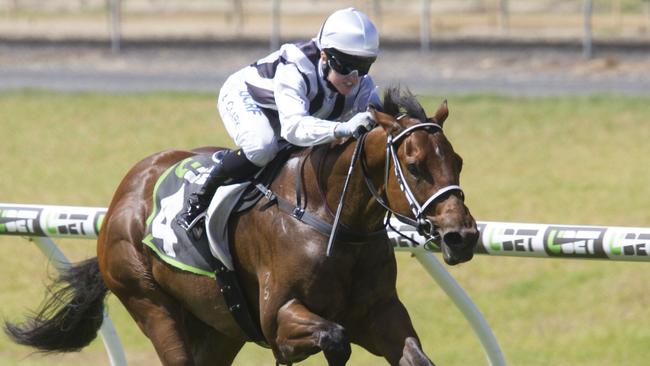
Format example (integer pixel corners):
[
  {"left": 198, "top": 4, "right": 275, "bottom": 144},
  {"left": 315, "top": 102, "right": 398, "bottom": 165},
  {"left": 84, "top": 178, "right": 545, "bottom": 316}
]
[
  {"left": 2, "top": 0, "right": 650, "bottom": 43},
  {"left": 1, "top": 0, "right": 650, "bottom": 94},
  {"left": 1, "top": 1, "right": 650, "bottom": 366}
]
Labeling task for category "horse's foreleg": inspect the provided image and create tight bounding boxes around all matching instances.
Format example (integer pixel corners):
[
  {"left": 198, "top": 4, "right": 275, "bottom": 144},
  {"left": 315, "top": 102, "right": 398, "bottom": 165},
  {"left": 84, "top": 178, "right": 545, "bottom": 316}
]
[
  {"left": 274, "top": 299, "right": 351, "bottom": 366},
  {"left": 353, "top": 296, "right": 434, "bottom": 366},
  {"left": 398, "top": 337, "right": 434, "bottom": 366}
]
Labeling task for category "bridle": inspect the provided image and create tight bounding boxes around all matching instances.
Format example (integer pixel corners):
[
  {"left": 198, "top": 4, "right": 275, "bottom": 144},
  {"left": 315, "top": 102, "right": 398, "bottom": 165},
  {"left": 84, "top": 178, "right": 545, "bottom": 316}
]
[{"left": 361, "top": 114, "right": 464, "bottom": 239}]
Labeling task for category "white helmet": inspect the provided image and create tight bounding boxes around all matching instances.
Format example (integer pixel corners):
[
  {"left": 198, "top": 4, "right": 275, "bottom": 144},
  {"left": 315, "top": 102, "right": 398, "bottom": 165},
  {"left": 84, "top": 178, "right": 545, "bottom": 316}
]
[{"left": 317, "top": 7, "right": 379, "bottom": 58}]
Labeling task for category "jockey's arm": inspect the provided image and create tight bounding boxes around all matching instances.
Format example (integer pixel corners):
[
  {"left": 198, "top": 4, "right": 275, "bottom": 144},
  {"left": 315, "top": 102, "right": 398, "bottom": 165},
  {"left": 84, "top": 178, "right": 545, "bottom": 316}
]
[{"left": 275, "top": 64, "right": 339, "bottom": 147}]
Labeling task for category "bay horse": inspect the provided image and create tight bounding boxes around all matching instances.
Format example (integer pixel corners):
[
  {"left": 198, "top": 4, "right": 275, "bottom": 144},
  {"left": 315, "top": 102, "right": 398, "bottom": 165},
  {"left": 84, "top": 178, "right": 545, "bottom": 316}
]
[{"left": 5, "top": 87, "right": 478, "bottom": 365}]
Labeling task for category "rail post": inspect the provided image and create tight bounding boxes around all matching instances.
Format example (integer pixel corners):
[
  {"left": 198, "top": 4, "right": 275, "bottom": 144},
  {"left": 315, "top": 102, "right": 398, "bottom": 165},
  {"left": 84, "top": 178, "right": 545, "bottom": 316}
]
[{"left": 583, "top": 0, "right": 594, "bottom": 59}]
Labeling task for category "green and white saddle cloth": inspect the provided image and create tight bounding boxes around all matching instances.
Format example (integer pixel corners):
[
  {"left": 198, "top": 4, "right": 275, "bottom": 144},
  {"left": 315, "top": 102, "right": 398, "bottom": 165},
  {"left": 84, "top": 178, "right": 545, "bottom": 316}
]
[{"left": 142, "top": 153, "right": 248, "bottom": 277}]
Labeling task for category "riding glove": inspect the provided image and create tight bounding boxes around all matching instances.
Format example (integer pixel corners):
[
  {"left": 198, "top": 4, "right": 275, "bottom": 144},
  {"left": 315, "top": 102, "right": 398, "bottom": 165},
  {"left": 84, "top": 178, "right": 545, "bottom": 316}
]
[{"left": 334, "top": 111, "right": 374, "bottom": 138}]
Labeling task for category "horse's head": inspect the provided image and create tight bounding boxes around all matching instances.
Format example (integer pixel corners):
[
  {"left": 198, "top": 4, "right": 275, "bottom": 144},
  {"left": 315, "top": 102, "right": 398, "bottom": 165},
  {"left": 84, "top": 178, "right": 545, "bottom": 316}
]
[{"left": 370, "top": 87, "right": 478, "bottom": 265}]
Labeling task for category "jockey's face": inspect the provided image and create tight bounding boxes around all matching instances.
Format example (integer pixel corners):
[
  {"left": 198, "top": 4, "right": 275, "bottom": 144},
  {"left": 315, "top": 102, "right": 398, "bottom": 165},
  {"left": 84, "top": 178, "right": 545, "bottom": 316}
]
[{"left": 321, "top": 51, "right": 359, "bottom": 95}]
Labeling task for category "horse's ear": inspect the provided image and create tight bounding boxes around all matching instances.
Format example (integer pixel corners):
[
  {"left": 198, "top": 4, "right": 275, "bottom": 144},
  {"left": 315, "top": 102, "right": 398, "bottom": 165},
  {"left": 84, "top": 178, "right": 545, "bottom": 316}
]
[
  {"left": 371, "top": 109, "right": 402, "bottom": 135},
  {"left": 428, "top": 99, "right": 449, "bottom": 127}
]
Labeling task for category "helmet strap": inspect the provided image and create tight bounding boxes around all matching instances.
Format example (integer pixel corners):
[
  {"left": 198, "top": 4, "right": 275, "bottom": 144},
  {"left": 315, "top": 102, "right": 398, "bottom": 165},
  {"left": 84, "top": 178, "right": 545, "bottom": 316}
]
[{"left": 320, "top": 60, "right": 338, "bottom": 92}]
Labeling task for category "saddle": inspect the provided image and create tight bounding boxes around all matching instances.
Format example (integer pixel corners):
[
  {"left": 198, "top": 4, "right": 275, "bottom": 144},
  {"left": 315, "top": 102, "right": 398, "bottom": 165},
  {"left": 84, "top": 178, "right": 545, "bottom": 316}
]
[{"left": 203, "top": 143, "right": 304, "bottom": 270}]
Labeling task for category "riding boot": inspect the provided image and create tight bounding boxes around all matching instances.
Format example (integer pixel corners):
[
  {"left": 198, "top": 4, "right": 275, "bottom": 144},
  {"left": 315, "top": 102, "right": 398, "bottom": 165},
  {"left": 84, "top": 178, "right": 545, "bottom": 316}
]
[{"left": 177, "top": 149, "right": 260, "bottom": 230}]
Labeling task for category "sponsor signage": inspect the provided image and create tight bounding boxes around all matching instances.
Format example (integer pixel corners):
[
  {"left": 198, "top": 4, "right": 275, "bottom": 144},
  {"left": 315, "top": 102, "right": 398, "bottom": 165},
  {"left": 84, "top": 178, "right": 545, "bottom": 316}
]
[
  {"left": 482, "top": 222, "right": 545, "bottom": 257},
  {"left": 605, "top": 228, "right": 650, "bottom": 260},
  {"left": 0, "top": 204, "right": 106, "bottom": 239},
  {"left": 543, "top": 226, "right": 607, "bottom": 258},
  {"left": 1, "top": 203, "right": 649, "bottom": 262},
  {"left": 0, "top": 206, "right": 43, "bottom": 236},
  {"left": 388, "top": 218, "right": 650, "bottom": 262}
]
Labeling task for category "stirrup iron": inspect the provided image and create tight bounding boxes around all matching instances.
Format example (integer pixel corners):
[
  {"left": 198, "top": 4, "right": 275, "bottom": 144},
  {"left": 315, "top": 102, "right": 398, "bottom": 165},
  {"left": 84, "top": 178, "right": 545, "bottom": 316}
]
[{"left": 177, "top": 210, "right": 207, "bottom": 231}]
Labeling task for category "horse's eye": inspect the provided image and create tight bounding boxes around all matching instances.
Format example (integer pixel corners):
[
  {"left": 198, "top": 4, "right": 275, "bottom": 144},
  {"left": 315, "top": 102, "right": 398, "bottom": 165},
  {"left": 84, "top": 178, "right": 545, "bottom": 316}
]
[{"left": 407, "top": 163, "right": 419, "bottom": 176}]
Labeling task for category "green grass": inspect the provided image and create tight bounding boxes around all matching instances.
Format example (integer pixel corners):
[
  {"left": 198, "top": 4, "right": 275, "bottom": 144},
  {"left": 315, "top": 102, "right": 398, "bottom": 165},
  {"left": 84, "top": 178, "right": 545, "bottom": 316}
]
[{"left": 0, "top": 90, "right": 649, "bottom": 365}]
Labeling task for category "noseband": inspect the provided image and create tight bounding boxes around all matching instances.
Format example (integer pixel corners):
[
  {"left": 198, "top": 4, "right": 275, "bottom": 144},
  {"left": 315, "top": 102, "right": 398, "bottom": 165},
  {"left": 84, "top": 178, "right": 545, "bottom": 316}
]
[{"left": 362, "top": 117, "right": 464, "bottom": 238}]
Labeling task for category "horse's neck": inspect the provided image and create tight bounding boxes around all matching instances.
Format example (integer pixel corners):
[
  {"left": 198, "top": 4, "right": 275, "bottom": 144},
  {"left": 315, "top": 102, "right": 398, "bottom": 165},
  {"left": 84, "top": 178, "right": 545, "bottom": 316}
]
[{"left": 320, "top": 129, "right": 388, "bottom": 232}]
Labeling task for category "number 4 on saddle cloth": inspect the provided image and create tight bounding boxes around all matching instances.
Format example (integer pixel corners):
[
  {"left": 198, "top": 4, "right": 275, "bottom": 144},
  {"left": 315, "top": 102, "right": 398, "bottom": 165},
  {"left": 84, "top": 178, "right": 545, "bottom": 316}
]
[{"left": 142, "top": 145, "right": 298, "bottom": 277}]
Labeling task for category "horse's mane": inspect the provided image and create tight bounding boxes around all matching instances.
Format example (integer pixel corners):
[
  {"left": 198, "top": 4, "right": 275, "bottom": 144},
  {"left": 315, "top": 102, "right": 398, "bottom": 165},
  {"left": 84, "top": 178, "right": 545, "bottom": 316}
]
[{"left": 381, "top": 86, "right": 427, "bottom": 122}]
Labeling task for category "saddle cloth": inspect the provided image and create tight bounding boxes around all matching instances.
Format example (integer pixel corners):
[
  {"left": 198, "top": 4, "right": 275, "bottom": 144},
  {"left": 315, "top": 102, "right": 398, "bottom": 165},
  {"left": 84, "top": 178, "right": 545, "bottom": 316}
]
[
  {"left": 142, "top": 152, "right": 251, "bottom": 277},
  {"left": 143, "top": 142, "right": 301, "bottom": 277}
]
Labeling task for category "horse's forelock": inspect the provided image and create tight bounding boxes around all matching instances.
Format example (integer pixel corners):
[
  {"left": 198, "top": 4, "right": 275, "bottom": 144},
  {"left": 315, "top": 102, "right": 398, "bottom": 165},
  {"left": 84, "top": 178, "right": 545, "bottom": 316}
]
[{"left": 382, "top": 86, "right": 427, "bottom": 123}]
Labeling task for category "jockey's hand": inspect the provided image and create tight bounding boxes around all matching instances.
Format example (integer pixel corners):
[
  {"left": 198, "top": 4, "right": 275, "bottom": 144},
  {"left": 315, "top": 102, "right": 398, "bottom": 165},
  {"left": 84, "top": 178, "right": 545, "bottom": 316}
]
[{"left": 334, "top": 111, "right": 374, "bottom": 138}]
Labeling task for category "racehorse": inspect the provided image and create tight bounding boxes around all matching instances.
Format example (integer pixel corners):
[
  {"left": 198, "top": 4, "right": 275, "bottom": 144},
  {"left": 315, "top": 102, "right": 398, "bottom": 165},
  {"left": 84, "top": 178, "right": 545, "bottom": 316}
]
[{"left": 5, "top": 86, "right": 478, "bottom": 365}]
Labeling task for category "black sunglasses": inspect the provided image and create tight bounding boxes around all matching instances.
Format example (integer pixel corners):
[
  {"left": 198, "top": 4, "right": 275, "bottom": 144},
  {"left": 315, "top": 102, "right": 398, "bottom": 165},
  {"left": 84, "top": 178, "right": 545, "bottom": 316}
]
[{"left": 325, "top": 50, "right": 375, "bottom": 76}]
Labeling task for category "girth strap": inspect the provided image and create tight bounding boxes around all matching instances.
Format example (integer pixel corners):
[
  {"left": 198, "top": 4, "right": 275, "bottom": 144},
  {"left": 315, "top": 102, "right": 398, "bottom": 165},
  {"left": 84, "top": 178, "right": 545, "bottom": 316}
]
[
  {"left": 256, "top": 183, "right": 387, "bottom": 244},
  {"left": 214, "top": 261, "right": 267, "bottom": 344}
]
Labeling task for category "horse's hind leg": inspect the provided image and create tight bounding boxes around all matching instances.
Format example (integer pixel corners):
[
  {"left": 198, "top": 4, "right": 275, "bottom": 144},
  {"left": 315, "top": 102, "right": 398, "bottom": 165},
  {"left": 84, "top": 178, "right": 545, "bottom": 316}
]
[
  {"left": 101, "top": 236, "right": 194, "bottom": 365},
  {"left": 274, "top": 299, "right": 351, "bottom": 366},
  {"left": 111, "top": 275, "right": 196, "bottom": 365},
  {"left": 103, "top": 234, "right": 244, "bottom": 366},
  {"left": 120, "top": 292, "right": 243, "bottom": 366}
]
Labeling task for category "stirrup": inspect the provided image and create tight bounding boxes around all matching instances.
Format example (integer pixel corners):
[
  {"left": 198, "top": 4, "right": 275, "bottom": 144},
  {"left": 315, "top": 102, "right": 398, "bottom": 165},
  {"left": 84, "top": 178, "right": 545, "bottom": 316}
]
[{"left": 177, "top": 210, "right": 207, "bottom": 231}]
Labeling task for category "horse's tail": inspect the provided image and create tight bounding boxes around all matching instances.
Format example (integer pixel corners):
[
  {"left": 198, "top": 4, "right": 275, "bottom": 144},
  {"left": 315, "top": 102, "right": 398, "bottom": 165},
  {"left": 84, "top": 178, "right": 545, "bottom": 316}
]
[{"left": 4, "top": 257, "right": 108, "bottom": 352}]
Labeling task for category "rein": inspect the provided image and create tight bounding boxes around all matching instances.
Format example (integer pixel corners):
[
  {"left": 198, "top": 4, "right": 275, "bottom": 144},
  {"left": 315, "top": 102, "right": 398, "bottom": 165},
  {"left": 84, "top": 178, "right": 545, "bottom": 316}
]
[{"left": 325, "top": 132, "right": 367, "bottom": 256}]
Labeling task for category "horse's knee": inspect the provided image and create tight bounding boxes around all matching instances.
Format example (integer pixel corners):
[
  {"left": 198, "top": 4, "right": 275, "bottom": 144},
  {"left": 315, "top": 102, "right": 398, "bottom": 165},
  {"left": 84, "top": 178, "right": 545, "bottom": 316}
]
[
  {"left": 274, "top": 300, "right": 351, "bottom": 365},
  {"left": 318, "top": 324, "right": 351, "bottom": 366},
  {"left": 399, "top": 337, "right": 434, "bottom": 366},
  {"left": 161, "top": 347, "right": 192, "bottom": 366}
]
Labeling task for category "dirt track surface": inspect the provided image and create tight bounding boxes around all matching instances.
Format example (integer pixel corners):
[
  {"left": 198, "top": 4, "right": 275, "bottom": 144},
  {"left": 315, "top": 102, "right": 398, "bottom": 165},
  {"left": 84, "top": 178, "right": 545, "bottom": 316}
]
[{"left": 1, "top": 38, "right": 649, "bottom": 96}]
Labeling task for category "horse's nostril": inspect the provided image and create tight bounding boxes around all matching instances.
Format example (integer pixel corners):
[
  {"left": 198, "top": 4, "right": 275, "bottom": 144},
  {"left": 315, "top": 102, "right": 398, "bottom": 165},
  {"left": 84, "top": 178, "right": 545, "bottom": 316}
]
[{"left": 443, "top": 231, "right": 463, "bottom": 249}]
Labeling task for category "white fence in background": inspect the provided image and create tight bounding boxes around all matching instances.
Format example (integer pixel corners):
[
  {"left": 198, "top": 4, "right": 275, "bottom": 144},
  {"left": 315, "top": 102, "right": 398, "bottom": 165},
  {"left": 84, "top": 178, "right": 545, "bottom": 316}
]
[
  {"left": 2, "top": 202, "right": 649, "bottom": 365},
  {"left": 2, "top": 0, "right": 650, "bottom": 57}
]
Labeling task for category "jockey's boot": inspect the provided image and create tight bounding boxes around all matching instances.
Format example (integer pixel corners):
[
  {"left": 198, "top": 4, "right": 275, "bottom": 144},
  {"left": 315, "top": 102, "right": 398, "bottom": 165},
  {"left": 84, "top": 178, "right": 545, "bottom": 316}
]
[{"left": 177, "top": 149, "right": 259, "bottom": 230}]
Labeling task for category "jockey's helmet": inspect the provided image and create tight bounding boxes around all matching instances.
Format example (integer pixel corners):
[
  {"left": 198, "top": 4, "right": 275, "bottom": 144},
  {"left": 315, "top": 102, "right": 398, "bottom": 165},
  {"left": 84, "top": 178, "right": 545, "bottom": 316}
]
[{"left": 317, "top": 7, "right": 379, "bottom": 59}]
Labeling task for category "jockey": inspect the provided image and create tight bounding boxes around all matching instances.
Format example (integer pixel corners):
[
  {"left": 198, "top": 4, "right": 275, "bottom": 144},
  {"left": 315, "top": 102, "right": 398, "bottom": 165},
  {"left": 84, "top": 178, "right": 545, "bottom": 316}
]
[{"left": 178, "top": 7, "right": 382, "bottom": 230}]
